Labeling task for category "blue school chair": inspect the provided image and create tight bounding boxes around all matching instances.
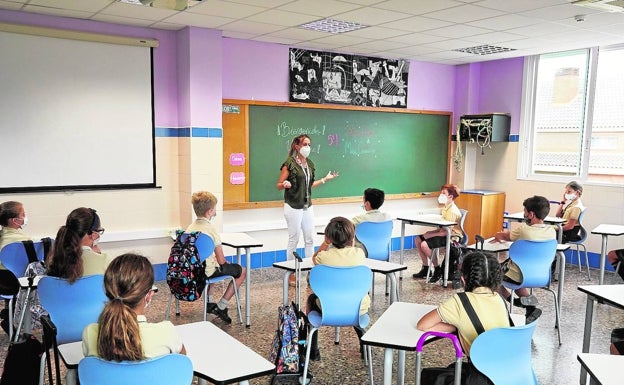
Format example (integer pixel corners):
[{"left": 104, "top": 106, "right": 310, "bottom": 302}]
[
  {"left": 470, "top": 322, "right": 539, "bottom": 385},
  {"left": 355, "top": 220, "right": 393, "bottom": 298},
  {"left": 78, "top": 354, "right": 193, "bottom": 385},
  {"left": 568, "top": 208, "right": 590, "bottom": 280},
  {"left": 302, "top": 264, "right": 373, "bottom": 385}
]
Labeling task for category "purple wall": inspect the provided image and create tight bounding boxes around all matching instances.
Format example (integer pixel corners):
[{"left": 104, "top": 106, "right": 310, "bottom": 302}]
[{"left": 406, "top": 61, "right": 455, "bottom": 112}]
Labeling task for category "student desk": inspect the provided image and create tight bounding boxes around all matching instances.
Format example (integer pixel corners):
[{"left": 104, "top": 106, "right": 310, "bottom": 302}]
[
  {"left": 577, "top": 353, "right": 624, "bottom": 385},
  {"left": 397, "top": 215, "right": 457, "bottom": 286},
  {"left": 590, "top": 224, "right": 624, "bottom": 285},
  {"left": 13, "top": 275, "right": 41, "bottom": 342},
  {"left": 361, "top": 301, "right": 524, "bottom": 385},
  {"left": 466, "top": 239, "right": 570, "bottom": 317},
  {"left": 220, "top": 232, "right": 263, "bottom": 327},
  {"left": 57, "top": 321, "right": 274, "bottom": 385},
  {"left": 578, "top": 285, "right": 624, "bottom": 385},
  {"left": 272, "top": 258, "right": 407, "bottom": 305},
  {"left": 504, "top": 212, "right": 566, "bottom": 242}
]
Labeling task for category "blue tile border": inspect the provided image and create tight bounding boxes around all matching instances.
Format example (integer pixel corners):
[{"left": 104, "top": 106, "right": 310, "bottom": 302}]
[{"left": 155, "top": 127, "right": 222, "bottom": 138}]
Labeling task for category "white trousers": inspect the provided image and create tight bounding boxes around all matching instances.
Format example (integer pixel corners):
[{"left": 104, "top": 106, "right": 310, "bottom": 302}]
[{"left": 283, "top": 203, "right": 315, "bottom": 260}]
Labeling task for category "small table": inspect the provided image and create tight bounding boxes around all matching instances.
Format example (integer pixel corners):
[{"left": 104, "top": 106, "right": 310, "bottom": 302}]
[
  {"left": 504, "top": 212, "right": 566, "bottom": 243},
  {"left": 57, "top": 321, "right": 275, "bottom": 385},
  {"left": 590, "top": 224, "right": 624, "bottom": 285},
  {"left": 578, "top": 285, "right": 624, "bottom": 385},
  {"left": 397, "top": 215, "right": 457, "bottom": 286},
  {"left": 361, "top": 301, "right": 523, "bottom": 385},
  {"left": 577, "top": 353, "right": 624, "bottom": 385},
  {"left": 221, "top": 232, "right": 263, "bottom": 328},
  {"left": 272, "top": 258, "right": 407, "bottom": 305}
]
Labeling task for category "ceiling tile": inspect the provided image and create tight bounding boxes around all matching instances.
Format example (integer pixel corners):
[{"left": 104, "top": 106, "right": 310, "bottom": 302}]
[
  {"left": 27, "top": 0, "right": 112, "bottom": 13},
  {"left": 421, "top": 38, "right": 477, "bottom": 50},
  {"left": 464, "top": 31, "right": 527, "bottom": 44},
  {"left": 379, "top": 15, "right": 452, "bottom": 33},
  {"left": 340, "top": 25, "right": 409, "bottom": 39},
  {"left": 20, "top": 5, "right": 95, "bottom": 18},
  {"left": 0, "top": 1, "right": 24, "bottom": 10},
  {"left": 91, "top": 13, "right": 157, "bottom": 27},
  {"left": 217, "top": 19, "right": 287, "bottom": 35},
  {"left": 333, "top": 6, "right": 412, "bottom": 25},
  {"left": 102, "top": 2, "right": 178, "bottom": 20},
  {"left": 466, "top": 13, "right": 540, "bottom": 31},
  {"left": 277, "top": 0, "right": 362, "bottom": 18},
  {"left": 374, "top": 0, "right": 465, "bottom": 15},
  {"left": 386, "top": 32, "right": 447, "bottom": 45},
  {"left": 349, "top": 39, "right": 407, "bottom": 51},
  {"left": 423, "top": 4, "right": 505, "bottom": 23},
  {"left": 263, "top": 26, "right": 330, "bottom": 40},
  {"left": 189, "top": 0, "right": 267, "bottom": 18},
  {"left": 309, "top": 34, "right": 370, "bottom": 46},
  {"left": 519, "top": 3, "right": 603, "bottom": 22},
  {"left": 245, "top": 9, "right": 319, "bottom": 26},
  {"left": 163, "top": 12, "right": 234, "bottom": 28},
  {"left": 424, "top": 24, "right": 493, "bottom": 39},
  {"left": 475, "top": 0, "right": 568, "bottom": 13},
  {"left": 224, "top": 0, "right": 293, "bottom": 7}
]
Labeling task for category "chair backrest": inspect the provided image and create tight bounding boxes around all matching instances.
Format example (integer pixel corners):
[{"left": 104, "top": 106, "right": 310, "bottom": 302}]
[
  {"left": 309, "top": 264, "right": 372, "bottom": 327},
  {"left": 0, "top": 238, "right": 52, "bottom": 277},
  {"left": 470, "top": 322, "right": 538, "bottom": 385},
  {"left": 38, "top": 274, "right": 107, "bottom": 344},
  {"left": 575, "top": 208, "right": 588, "bottom": 242},
  {"left": 458, "top": 209, "right": 469, "bottom": 246},
  {"left": 354, "top": 220, "right": 393, "bottom": 261},
  {"left": 78, "top": 354, "right": 194, "bottom": 385},
  {"left": 508, "top": 239, "right": 558, "bottom": 288},
  {"left": 179, "top": 232, "right": 215, "bottom": 263}
]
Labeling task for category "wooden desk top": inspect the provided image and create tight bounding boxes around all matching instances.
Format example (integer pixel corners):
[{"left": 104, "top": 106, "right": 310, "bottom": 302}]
[{"left": 578, "top": 353, "right": 624, "bottom": 385}]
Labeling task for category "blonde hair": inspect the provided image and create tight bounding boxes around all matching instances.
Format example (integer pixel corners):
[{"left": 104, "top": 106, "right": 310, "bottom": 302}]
[{"left": 191, "top": 191, "right": 217, "bottom": 217}]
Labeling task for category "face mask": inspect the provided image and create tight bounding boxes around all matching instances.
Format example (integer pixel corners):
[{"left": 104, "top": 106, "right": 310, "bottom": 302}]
[
  {"left": 19, "top": 216, "right": 28, "bottom": 228},
  {"left": 437, "top": 194, "right": 448, "bottom": 205},
  {"left": 92, "top": 236, "right": 99, "bottom": 247},
  {"left": 299, "top": 145, "right": 311, "bottom": 158},
  {"left": 361, "top": 204, "right": 366, "bottom": 210},
  {"left": 564, "top": 193, "right": 576, "bottom": 201},
  {"left": 145, "top": 298, "right": 151, "bottom": 308},
  {"left": 523, "top": 215, "right": 531, "bottom": 225}
]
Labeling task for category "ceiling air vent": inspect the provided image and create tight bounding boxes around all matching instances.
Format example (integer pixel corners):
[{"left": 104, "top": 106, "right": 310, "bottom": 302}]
[
  {"left": 453, "top": 45, "right": 516, "bottom": 56},
  {"left": 572, "top": 0, "right": 624, "bottom": 12}
]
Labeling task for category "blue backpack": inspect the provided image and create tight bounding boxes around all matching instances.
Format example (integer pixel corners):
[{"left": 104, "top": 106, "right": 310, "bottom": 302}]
[{"left": 166, "top": 231, "right": 206, "bottom": 301}]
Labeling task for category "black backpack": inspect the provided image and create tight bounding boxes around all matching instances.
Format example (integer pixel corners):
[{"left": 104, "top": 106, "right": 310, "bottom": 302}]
[
  {"left": 166, "top": 231, "right": 207, "bottom": 301},
  {"left": 0, "top": 333, "right": 43, "bottom": 385}
]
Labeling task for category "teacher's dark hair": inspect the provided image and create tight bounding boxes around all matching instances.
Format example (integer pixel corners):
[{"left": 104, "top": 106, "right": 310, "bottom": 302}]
[
  {"left": 461, "top": 252, "right": 502, "bottom": 292},
  {"left": 288, "top": 134, "right": 310, "bottom": 157}
]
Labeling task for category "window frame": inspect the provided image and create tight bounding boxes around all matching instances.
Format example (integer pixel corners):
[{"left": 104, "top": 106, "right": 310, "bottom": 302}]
[{"left": 518, "top": 45, "right": 623, "bottom": 187}]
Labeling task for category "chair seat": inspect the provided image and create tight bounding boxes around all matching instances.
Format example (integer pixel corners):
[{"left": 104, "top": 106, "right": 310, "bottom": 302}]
[{"left": 308, "top": 310, "right": 370, "bottom": 330}]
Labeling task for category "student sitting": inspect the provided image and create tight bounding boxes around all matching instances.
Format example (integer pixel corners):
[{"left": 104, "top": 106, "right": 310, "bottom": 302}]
[
  {"left": 83, "top": 253, "right": 186, "bottom": 359},
  {"left": 351, "top": 187, "right": 392, "bottom": 253},
  {"left": 186, "top": 191, "right": 245, "bottom": 324},
  {"left": 607, "top": 249, "right": 624, "bottom": 282},
  {"left": 417, "top": 251, "right": 510, "bottom": 355},
  {"left": 555, "top": 181, "right": 585, "bottom": 243},
  {"left": 306, "top": 216, "right": 371, "bottom": 361},
  {"left": 492, "top": 195, "right": 556, "bottom": 323}
]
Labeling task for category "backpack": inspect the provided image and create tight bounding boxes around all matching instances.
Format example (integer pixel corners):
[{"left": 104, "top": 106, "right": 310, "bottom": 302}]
[
  {"left": 166, "top": 231, "right": 207, "bottom": 301},
  {"left": 0, "top": 333, "right": 43, "bottom": 385},
  {"left": 268, "top": 304, "right": 301, "bottom": 374}
]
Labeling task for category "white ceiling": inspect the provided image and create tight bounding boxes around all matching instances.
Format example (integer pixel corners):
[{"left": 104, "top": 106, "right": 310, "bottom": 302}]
[{"left": 2, "top": 0, "right": 624, "bottom": 64}]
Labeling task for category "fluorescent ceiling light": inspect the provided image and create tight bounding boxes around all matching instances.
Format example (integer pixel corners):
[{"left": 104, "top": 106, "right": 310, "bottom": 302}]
[
  {"left": 299, "top": 18, "right": 368, "bottom": 34},
  {"left": 454, "top": 45, "right": 516, "bottom": 56}
]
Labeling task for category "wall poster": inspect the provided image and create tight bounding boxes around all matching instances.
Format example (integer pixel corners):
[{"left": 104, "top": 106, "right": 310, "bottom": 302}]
[{"left": 289, "top": 48, "right": 409, "bottom": 108}]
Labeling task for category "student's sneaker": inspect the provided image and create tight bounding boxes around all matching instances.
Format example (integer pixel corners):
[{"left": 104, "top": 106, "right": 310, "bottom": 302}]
[
  {"left": 412, "top": 266, "right": 429, "bottom": 279},
  {"left": 525, "top": 307, "right": 542, "bottom": 324},
  {"left": 428, "top": 267, "right": 443, "bottom": 283},
  {"left": 519, "top": 295, "right": 539, "bottom": 307},
  {"left": 210, "top": 306, "right": 232, "bottom": 324}
]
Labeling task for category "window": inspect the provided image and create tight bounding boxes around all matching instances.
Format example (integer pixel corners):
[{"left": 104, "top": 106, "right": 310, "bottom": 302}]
[{"left": 519, "top": 46, "right": 624, "bottom": 185}]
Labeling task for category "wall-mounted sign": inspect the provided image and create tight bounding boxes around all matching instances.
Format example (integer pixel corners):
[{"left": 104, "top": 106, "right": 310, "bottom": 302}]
[
  {"left": 229, "top": 153, "right": 245, "bottom": 166},
  {"left": 223, "top": 104, "right": 240, "bottom": 114},
  {"left": 229, "top": 172, "right": 245, "bottom": 185}
]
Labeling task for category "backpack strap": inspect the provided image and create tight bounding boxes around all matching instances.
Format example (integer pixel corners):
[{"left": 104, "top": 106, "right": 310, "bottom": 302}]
[
  {"left": 21, "top": 240, "right": 39, "bottom": 264},
  {"left": 457, "top": 292, "right": 485, "bottom": 335},
  {"left": 40, "top": 237, "right": 53, "bottom": 262}
]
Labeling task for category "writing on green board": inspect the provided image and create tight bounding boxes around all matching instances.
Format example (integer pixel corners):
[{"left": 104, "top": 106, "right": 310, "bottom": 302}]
[{"left": 249, "top": 105, "right": 449, "bottom": 202}]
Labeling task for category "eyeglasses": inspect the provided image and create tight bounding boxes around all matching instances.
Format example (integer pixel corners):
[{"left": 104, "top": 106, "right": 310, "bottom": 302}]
[{"left": 93, "top": 228, "right": 105, "bottom": 235}]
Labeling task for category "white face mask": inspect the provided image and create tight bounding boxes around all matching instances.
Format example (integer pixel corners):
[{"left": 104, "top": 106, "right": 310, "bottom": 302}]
[
  {"left": 438, "top": 194, "right": 448, "bottom": 205},
  {"left": 19, "top": 216, "right": 28, "bottom": 228},
  {"left": 92, "top": 237, "right": 99, "bottom": 247},
  {"left": 299, "top": 145, "right": 311, "bottom": 158},
  {"left": 564, "top": 193, "right": 576, "bottom": 201}
]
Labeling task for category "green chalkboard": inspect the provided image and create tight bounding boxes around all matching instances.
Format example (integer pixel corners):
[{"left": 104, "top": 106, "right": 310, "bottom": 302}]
[{"left": 249, "top": 104, "right": 450, "bottom": 202}]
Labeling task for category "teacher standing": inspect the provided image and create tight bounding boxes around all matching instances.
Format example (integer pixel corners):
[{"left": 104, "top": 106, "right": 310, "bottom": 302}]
[{"left": 277, "top": 134, "right": 337, "bottom": 281}]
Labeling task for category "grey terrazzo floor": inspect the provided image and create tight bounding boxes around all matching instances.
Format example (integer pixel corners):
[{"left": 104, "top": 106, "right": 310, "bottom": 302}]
[{"left": 2, "top": 249, "right": 623, "bottom": 385}]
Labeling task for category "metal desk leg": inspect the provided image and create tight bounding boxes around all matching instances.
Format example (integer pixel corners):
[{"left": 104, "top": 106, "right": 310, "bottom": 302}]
[
  {"left": 580, "top": 296, "right": 595, "bottom": 385},
  {"left": 442, "top": 227, "right": 451, "bottom": 287},
  {"left": 397, "top": 350, "right": 405, "bottom": 385},
  {"left": 598, "top": 234, "right": 608, "bottom": 285},
  {"left": 244, "top": 246, "right": 251, "bottom": 327},
  {"left": 388, "top": 273, "right": 399, "bottom": 303},
  {"left": 383, "top": 348, "right": 393, "bottom": 385},
  {"left": 399, "top": 221, "right": 406, "bottom": 279},
  {"left": 557, "top": 251, "right": 566, "bottom": 317}
]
